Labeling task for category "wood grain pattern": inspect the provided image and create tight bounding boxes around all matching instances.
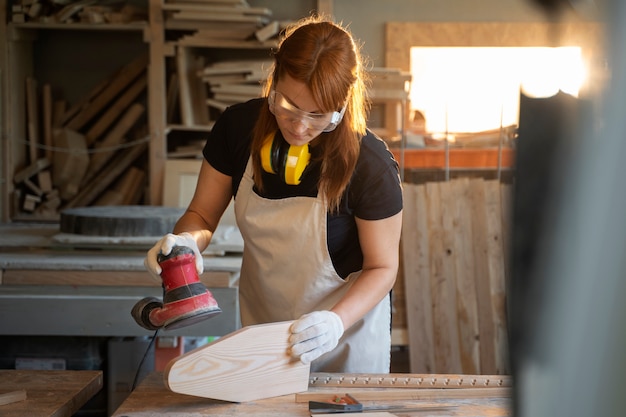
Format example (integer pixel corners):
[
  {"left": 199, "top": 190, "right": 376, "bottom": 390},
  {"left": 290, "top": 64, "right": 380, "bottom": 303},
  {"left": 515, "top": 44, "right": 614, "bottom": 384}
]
[
  {"left": 401, "top": 179, "right": 510, "bottom": 374},
  {"left": 0, "top": 370, "right": 102, "bottom": 417},
  {"left": 450, "top": 178, "right": 479, "bottom": 374},
  {"left": 469, "top": 178, "right": 497, "bottom": 375},
  {"left": 165, "top": 321, "right": 310, "bottom": 402},
  {"left": 401, "top": 183, "right": 435, "bottom": 373},
  {"left": 0, "top": 390, "right": 26, "bottom": 406}
]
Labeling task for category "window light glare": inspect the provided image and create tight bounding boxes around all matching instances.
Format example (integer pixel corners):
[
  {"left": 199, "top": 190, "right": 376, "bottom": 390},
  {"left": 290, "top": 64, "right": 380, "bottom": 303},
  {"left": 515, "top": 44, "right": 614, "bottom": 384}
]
[{"left": 410, "top": 46, "right": 585, "bottom": 132}]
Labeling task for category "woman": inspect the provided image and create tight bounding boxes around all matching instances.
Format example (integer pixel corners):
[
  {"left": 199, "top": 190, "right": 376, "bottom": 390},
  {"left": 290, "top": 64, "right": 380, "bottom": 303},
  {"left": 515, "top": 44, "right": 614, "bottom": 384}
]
[{"left": 145, "top": 15, "right": 403, "bottom": 373}]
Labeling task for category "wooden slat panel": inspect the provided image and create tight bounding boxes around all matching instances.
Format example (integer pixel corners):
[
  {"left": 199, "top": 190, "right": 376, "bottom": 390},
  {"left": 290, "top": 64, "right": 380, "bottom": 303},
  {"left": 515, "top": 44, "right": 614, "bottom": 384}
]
[
  {"left": 438, "top": 181, "right": 462, "bottom": 373},
  {"left": 402, "top": 183, "right": 434, "bottom": 373},
  {"left": 450, "top": 178, "right": 480, "bottom": 374},
  {"left": 468, "top": 178, "right": 496, "bottom": 374},
  {"left": 402, "top": 179, "right": 509, "bottom": 374},
  {"left": 426, "top": 183, "right": 454, "bottom": 372},
  {"left": 484, "top": 180, "right": 509, "bottom": 374}
]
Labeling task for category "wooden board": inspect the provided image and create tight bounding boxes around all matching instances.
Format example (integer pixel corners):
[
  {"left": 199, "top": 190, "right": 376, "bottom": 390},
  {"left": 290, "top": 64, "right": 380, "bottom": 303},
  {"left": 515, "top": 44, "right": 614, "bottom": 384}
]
[
  {"left": 0, "top": 370, "right": 102, "bottom": 417},
  {"left": 401, "top": 179, "right": 510, "bottom": 375},
  {"left": 165, "top": 321, "right": 310, "bottom": 402}
]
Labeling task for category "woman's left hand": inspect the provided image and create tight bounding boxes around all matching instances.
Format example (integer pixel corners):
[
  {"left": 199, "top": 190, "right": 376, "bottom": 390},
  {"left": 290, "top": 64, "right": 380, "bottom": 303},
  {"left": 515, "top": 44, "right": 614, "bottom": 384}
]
[{"left": 289, "top": 310, "right": 344, "bottom": 364}]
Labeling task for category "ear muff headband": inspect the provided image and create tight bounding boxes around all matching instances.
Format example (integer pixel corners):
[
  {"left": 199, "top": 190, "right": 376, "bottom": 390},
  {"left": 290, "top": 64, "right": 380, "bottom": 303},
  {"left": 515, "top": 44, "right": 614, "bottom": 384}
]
[{"left": 260, "top": 131, "right": 311, "bottom": 185}]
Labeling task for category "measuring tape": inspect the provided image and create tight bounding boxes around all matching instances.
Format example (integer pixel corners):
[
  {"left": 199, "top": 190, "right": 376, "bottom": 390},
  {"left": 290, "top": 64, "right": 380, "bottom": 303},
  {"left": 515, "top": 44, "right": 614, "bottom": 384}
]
[{"left": 309, "top": 373, "right": 512, "bottom": 389}]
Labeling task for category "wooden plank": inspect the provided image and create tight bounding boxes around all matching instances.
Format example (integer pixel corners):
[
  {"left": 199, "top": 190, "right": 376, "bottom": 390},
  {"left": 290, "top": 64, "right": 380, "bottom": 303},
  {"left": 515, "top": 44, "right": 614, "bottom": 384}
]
[
  {"left": 59, "top": 74, "right": 112, "bottom": 127},
  {"left": 0, "top": 390, "right": 26, "bottom": 406},
  {"left": 25, "top": 76, "right": 39, "bottom": 164},
  {"left": 484, "top": 180, "right": 509, "bottom": 374},
  {"left": 93, "top": 166, "right": 145, "bottom": 206},
  {"left": 42, "top": 83, "right": 53, "bottom": 161},
  {"left": 161, "top": 3, "right": 271, "bottom": 15},
  {"left": 176, "top": 46, "right": 194, "bottom": 126},
  {"left": 449, "top": 178, "right": 479, "bottom": 374},
  {"left": 255, "top": 21, "right": 279, "bottom": 41},
  {"left": 170, "top": 11, "right": 269, "bottom": 24},
  {"left": 65, "top": 53, "right": 147, "bottom": 131},
  {"left": 147, "top": 0, "right": 167, "bottom": 206},
  {"left": 64, "top": 142, "right": 147, "bottom": 208},
  {"left": 84, "top": 74, "right": 147, "bottom": 145},
  {"left": 191, "top": 55, "right": 210, "bottom": 125},
  {"left": 13, "top": 158, "right": 50, "bottom": 184},
  {"left": 81, "top": 102, "right": 145, "bottom": 185},
  {"left": 165, "top": 321, "right": 310, "bottom": 402},
  {"left": 500, "top": 182, "right": 513, "bottom": 298},
  {"left": 426, "top": 183, "right": 451, "bottom": 373},
  {"left": 435, "top": 181, "right": 462, "bottom": 373},
  {"left": 166, "top": 72, "right": 179, "bottom": 123},
  {"left": 0, "top": 370, "right": 102, "bottom": 417},
  {"left": 401, "top": 183, "right": 435, "bottom": 373},
  {"left": 469, "top": 178, "right": 497, "bottom": 374}
]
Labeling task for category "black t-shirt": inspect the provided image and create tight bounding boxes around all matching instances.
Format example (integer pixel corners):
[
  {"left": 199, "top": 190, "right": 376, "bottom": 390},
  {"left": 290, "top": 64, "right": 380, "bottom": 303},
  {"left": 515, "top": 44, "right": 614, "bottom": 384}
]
[{"left": 203, "top": 98, "right": 403, "bottom": 278}]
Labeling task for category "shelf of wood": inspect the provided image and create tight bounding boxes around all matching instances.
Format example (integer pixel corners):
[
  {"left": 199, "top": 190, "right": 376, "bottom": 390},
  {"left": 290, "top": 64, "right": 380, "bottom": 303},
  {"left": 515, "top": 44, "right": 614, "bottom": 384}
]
[
  {"left": 392, "top": 147, "right": 515, "bottom": 170},
  {"left": 167, "top": 38, "right": 278, "bottom": 49},
  {"left": 9, "top": 22, "right": 148, "bottom": 31}
]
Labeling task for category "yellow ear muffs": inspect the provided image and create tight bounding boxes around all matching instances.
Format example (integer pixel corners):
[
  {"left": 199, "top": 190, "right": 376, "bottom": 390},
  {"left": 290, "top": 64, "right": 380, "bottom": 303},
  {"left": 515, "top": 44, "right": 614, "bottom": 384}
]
[{"left": 260, "top": 131, "right": 311, "bottom": 185}]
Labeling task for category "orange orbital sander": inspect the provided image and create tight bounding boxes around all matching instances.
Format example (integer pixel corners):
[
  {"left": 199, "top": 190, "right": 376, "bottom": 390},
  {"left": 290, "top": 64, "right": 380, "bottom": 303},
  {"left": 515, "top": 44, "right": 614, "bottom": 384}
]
[{"left": 132, "top": 246, "right": 221, "bottom": 330}]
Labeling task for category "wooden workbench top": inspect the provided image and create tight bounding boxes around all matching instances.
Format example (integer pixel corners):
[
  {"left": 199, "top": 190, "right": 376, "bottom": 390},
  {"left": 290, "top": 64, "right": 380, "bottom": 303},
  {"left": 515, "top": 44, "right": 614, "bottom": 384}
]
[
  {"left": 112, "top": 372, "right": 512, "bottom": 416},
  {"left": 0, "top": 370, "right": 103, "bottom": 417}
]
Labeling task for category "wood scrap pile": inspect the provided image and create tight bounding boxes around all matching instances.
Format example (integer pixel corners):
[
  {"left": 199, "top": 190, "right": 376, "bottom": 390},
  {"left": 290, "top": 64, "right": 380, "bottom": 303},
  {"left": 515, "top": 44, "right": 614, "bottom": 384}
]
[
  {"left": 13, "top": 53, "right": 149, "bottom": 219},
  {"left": 400, "top": 178, "right": 511, "bottom": 375},
  {"left": 10, "top": 0, "right": 147, "bottom": 24}
]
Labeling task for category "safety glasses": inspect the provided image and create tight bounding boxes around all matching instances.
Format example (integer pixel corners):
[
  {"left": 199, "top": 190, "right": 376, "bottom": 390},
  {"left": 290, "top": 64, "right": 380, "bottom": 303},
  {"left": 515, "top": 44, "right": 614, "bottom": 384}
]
[{"left": 268, "top": 90, "right": 345, "bottom": 132}]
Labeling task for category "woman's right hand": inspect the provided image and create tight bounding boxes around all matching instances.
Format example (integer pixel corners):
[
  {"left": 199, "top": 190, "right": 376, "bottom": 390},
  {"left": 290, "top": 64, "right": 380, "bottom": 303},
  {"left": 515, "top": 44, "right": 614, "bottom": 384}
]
[{"left": 143, "top": 232, "right": 204, "bottom": 281}]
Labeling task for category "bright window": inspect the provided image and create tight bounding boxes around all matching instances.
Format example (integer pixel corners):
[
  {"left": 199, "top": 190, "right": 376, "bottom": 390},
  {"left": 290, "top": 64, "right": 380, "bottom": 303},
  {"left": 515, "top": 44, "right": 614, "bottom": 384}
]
[{"left": 410, "top": 47, "right": 585, "bottom": 134}]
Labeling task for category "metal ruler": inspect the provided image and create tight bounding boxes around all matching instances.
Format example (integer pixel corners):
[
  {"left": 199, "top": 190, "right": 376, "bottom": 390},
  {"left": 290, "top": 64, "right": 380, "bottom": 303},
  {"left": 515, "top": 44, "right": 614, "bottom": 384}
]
[{"left": 309, "top": 373, "right": 512, "bottom": 389}]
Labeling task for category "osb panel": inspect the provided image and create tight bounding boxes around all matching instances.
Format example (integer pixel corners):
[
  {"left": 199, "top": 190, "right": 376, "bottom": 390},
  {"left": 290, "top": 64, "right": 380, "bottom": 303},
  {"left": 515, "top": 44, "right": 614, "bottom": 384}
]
[{"left": 385, "top": 22, "right": 605, "bottom": 71}]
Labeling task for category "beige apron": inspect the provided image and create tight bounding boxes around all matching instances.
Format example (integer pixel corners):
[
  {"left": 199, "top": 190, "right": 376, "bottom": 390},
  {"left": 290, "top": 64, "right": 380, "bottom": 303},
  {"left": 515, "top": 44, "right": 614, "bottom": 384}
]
[{"left": 234, "top": 158, "right": 391, "bottom": 373}]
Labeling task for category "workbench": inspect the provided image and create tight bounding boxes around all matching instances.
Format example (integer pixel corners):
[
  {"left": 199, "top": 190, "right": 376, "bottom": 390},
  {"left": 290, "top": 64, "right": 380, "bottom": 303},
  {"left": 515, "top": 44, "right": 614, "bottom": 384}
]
[
  {"left": 0, "top": 223, "right": 243, "bottom": 415},
  {"left": 0, "top": 369, "right": 103, "bottom": 417},
  {"left": 112, "top": 372, "right": 512, "bottom": 416}
]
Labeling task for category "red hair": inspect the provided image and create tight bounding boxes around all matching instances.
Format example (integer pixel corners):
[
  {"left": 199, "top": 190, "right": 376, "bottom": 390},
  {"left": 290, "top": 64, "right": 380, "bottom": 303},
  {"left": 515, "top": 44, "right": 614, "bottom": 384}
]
[{"left": 251, "top": 15, "right": 369, "bottom": 212}]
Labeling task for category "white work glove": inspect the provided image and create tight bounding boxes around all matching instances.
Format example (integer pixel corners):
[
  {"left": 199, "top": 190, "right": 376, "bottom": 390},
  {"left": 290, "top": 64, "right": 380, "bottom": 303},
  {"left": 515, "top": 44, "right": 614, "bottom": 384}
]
[
  {"left": 289, "top": 311, "right": 344, "bottom": 365},
  {"left": 144, "top": 232, "right": 204, "bottom": 281}
]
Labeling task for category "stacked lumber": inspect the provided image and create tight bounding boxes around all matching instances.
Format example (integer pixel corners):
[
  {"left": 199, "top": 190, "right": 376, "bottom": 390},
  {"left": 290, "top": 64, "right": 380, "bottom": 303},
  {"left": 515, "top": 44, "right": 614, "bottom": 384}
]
[
  {"left": 13, "top": 54, "right": 149, "bottom": 219},
  {"left": 163, "top": 0, "right": 282, "bottom": 45},
  {"left": 400, "top": 178, "right": 511, "bottom": 375},
  {"left": 10, "top": 0, "right": 147, "bottom": 24},
  {"left": 203, "top": 59, "right": 271, "bottom": 109},
  {"left": 164, "top": 0, "right": 290, "bottom": 154}
]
